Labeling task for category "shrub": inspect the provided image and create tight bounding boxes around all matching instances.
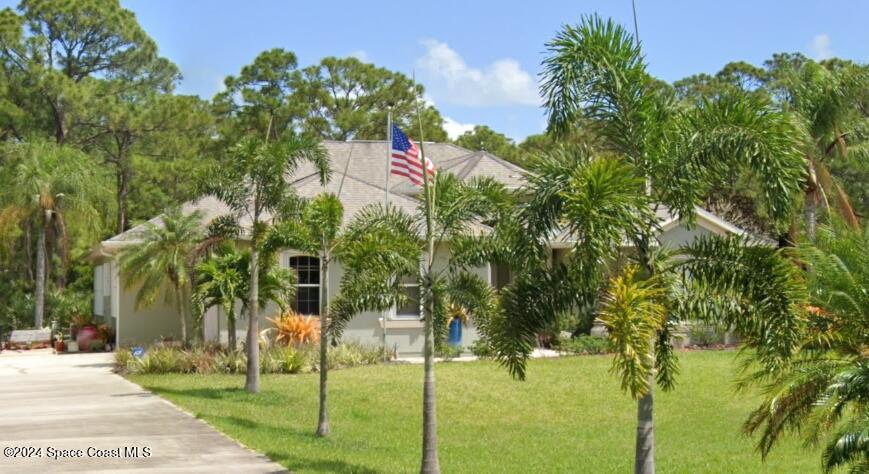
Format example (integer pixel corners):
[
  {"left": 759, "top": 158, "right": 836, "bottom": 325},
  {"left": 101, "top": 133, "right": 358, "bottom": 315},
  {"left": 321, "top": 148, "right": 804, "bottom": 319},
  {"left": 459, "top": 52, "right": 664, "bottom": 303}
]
[
  {"left": 688, "top": 324, "right": 725, "bottom": 347},
  {"left": 469, "top": 339, "right": 495, "bottom": 359},
  {"left": 310, "top": 342, "right": 385, "bottom": 371},
  {"left": 262, "top": 345, "right": 306, "bottom": 374},
  {"left": 114, "top": 348, "right": 134, "bottom": 372},
  {"left": 88, "top": 339, "right": 106, "bottom": 352},
  {"left": 269, "top": 311, "right": 319, "bottom": 346},
  {"left": 133, "top": 347, "right": 190, "bottom": 374},
  {"left": 213, "top": 350, "right": 247, "bottom": 374},
  {"left": 560, "top": 335, "right": 613, "bottom": 355},
  {"left": 435, "top": 344, "right": 462, "bottom": 359}
]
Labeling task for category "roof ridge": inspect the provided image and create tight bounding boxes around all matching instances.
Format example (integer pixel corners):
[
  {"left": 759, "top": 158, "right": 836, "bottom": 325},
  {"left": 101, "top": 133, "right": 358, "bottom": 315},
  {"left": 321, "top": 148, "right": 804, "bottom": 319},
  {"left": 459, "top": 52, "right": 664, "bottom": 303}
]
[{"left": 297, "top": 171, "right": 422, "bottom": 206}]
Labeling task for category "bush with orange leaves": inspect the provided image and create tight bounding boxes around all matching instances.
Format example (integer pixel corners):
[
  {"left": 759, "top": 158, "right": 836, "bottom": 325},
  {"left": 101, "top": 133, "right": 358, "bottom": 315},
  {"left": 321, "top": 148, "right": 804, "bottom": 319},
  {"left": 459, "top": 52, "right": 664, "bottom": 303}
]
[{"left": 268, "top": 311, "right": 320, "bottom": 346}]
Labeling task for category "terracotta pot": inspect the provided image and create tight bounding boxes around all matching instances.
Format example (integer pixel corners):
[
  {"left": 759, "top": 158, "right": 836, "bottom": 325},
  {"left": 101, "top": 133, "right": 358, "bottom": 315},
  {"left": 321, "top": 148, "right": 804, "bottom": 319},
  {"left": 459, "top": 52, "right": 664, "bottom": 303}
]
[
  {"left": 76, "top": 325, "right": 98, "bottom": 353},
  {"left": 54, "top": 340, "right": 65, "bottom": 352}
]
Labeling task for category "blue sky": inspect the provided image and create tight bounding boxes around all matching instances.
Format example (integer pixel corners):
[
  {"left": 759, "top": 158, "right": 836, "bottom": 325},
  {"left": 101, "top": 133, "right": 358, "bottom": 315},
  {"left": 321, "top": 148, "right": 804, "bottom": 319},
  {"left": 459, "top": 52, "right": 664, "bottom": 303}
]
[{"left": 6, "top": 1, "right": 868, "bottom": 141}]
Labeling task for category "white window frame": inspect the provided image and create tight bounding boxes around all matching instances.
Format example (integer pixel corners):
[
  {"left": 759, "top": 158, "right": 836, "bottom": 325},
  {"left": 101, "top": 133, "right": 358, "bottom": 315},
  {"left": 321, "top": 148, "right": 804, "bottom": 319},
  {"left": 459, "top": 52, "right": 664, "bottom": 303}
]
[
  {"left": 392, "top": 275, "right": 421, "bottom": 320},
  {"left": 286, "top": 252, "right": 321, "bottom": 316},
  {"left": 391, "top": 255, "right": 425, "bottom": 320}
]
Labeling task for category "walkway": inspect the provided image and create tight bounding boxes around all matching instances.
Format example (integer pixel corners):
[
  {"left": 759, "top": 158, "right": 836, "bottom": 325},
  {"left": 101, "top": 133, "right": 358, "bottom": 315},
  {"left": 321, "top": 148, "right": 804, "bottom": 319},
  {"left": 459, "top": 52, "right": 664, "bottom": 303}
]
[{"left": 0, "top": 349, "right": 286, "bottom": 473}]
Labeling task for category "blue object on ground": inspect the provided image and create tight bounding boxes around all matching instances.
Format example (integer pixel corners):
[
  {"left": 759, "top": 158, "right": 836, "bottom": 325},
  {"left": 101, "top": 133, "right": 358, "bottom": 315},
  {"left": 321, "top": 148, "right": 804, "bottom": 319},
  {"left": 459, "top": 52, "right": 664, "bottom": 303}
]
[{"left": 448, "top": 318, "right": 462, "bottom": 346}]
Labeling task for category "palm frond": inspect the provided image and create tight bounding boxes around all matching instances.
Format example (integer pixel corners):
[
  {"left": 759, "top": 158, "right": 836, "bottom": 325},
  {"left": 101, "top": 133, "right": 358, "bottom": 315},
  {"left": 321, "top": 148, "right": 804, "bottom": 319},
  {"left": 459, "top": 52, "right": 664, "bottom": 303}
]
[{"left": 599, "top": 265, "right": 666, "bottom": 399}]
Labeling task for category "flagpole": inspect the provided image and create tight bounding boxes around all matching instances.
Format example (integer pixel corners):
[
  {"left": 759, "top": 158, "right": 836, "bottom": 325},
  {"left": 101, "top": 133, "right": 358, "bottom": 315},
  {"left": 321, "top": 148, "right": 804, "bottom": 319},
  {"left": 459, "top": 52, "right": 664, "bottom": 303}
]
[{"left": 382, "top": 107, "right": 392, "bottom": 361}]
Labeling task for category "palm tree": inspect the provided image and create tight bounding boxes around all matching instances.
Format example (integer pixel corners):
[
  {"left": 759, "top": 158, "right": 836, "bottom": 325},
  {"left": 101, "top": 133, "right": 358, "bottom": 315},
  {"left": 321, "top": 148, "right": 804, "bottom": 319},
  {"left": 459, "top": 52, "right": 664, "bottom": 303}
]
[
  {"left": 772, "top": 60, "right": 867, "bottom": 240},
  {"left": 744, "top": 222, "right": 868, "bottom": 472},
  {"left": 119, "top": 207, "right": 204, "bottom": 343},
  {"left": 480, "top": 15, "right": 807, "bottom": 473},
  {"left": 265, "top": 192, "right": 343, "bottom": 437},
  {"left": 199, "top": 133, "right": 328, "bottom": 393},
  {"left": 0, "top": 139, "right": 105, "bottom": 328},
  {"left": 331, "top": 173, "right": 506, "bottom": 473},
  {"left": 194, "top": 248, "right": 244, "bottom": 351}
]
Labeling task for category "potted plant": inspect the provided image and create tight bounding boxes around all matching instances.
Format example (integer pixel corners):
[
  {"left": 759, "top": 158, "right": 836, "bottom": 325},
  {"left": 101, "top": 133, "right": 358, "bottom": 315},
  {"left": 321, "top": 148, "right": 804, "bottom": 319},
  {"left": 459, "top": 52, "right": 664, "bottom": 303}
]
[
  {"left": 70, "top": 312, "right": 92, "bottom": 341},
  {"left": 72, "top": 314, "right": 97, "bottom": 352},
  {"left": 54, "top": 334, "right": 65, "bottom": 353},
  {"left": 97, "top": 324, "right": 116, "bottom": 351}
]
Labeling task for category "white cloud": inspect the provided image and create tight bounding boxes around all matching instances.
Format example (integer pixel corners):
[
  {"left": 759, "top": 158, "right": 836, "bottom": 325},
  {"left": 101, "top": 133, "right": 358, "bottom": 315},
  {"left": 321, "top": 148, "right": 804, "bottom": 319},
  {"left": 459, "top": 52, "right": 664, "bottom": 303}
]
[
  {"left": 349, "top": 50, "right": 370, "bottom": 63},
  {"left": 443, "top": 116, "right": 475, "bottom": 140},
  {"left": 417, "top": 40, "right": 539, "bottom": 107},
  {"left": 810, "top": 34, "right": 833, "bottom": 60}
]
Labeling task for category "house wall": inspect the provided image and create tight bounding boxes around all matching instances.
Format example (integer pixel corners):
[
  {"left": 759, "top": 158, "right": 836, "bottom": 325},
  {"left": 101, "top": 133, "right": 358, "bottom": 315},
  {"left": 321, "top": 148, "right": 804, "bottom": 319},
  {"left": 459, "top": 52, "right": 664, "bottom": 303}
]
[
  {"left": 197, "top": 245, "right": 487, "bottom": 356},
  {"left": 92, "top": 261, "right": 116, "bottom": 331},
  {"left": 659, "top": 222, "right": 717, "bottom": 248},
  {"left": 117, "top": 276, "right": 186, "bottom": 346}
]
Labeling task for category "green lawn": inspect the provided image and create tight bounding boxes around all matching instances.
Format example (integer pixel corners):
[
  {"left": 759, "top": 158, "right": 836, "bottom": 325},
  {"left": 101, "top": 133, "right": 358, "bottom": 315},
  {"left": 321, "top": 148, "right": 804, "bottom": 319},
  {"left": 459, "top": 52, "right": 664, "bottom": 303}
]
[{"left": 129, "top": 351, "right": 818, "bottom": 473}]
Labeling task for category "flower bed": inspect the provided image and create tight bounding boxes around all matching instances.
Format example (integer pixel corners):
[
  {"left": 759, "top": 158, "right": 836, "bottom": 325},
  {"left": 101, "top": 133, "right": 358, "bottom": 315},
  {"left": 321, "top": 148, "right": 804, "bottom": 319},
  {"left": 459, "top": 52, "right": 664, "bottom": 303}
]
[{"left": 115, "top": 342, "right": 386, "bottom": 375}]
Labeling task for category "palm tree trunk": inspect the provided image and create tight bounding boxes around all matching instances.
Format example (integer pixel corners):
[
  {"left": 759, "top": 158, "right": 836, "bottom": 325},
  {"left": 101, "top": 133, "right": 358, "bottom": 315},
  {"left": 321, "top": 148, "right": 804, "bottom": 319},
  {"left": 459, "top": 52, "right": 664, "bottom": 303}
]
[
  {"left": 634, "top": 373, "right": 655, "bottom": 474},
  {"left": 175, "top": 285, "right": 188, "bottom": 344},
  {"left": 634, "top": 237, "right": 655, "bottom": 474},
  {"left": 316, "top": 255, "right": 330, "bottom": 437},
  {"left": 34, "top": 223, "right": 47, "bottom": 329},
  {"left": 245, "top": 245, "right": 261, "bottom": 393},
  {"left": 804, "top": 190, "right": 817, "bottom": 242},
  {"left": 420, "top": 277, "right": 440, "bottom": 474},
  {"left": 228, "top": 310, "right": 237, "bottom": 352}
]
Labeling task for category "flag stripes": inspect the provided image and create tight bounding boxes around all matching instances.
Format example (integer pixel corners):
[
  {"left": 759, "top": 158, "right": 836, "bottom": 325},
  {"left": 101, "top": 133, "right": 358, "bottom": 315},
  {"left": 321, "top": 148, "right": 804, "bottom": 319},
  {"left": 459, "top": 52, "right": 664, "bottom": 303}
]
[{"left": 390, "top": 123, "right": 435, "bottom": 187}]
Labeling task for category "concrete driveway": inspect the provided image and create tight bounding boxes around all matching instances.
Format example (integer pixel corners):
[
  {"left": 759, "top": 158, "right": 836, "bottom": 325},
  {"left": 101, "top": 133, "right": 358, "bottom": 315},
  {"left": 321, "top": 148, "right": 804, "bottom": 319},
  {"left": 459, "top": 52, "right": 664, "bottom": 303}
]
[{"left": 0, "top": 349, "right": 286, "bottom": 473}]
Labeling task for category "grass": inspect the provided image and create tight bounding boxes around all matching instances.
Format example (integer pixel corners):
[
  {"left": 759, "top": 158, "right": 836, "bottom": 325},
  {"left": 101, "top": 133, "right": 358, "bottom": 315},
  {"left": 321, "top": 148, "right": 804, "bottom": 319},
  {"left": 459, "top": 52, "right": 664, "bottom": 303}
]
[{"left": 129, "top": 350, "right": 819, "bottom": 473}]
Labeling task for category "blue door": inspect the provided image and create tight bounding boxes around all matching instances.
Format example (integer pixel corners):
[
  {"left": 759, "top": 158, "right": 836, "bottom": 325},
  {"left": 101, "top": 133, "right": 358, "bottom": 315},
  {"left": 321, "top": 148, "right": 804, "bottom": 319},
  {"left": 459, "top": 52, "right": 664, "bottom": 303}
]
[{"left": 448, "top": 318, "right": 462, "bottom": 346}]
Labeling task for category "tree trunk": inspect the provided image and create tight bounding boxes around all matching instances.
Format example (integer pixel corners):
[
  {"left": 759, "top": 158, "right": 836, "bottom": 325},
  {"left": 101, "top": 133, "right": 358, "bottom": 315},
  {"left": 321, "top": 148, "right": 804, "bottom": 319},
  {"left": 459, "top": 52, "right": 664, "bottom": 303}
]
[
  {"left": 245, "top": 246, "right": 261, "bottom": 393},
  {"left": 804, "top": 190, "right": 817, "bottom": 242},
  {"left": 420, "top": 273, "right": 440, "bottom": 473},
  {"left": 228, "top": 310, "right": 237, "bottom": 352},
  {"left": 316, "top": 255, "right": 330, "bottom": 437},
  {"left": 117, "top": 166, "right": 130, "bottom": 234},
  {"left": 634, "top": 374, "right": 655, "bottom": 474},
  {"left": 34, "top": 223, "right": 47, "bottom": 329},
  {"left": 175, "top": 285, "right": 188, "bottom": 344}
]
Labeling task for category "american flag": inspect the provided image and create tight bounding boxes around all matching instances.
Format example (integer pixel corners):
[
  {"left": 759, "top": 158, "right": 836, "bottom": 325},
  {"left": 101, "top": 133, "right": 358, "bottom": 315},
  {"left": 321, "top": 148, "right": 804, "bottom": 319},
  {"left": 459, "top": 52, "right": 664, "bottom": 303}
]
[{"left": 391, "top": 123, "right": 435, "bottom": 187}]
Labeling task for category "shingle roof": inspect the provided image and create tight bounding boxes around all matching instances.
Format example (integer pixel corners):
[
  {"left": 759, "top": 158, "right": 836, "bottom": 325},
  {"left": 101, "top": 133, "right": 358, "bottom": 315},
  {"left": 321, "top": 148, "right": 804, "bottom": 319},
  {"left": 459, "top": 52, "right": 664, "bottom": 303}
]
[
  {"left": 104, "top": 140, "right": 502, "bottom": 246},
  {"left": 292, "top": 141, "right": 482, "bottom": 192}
]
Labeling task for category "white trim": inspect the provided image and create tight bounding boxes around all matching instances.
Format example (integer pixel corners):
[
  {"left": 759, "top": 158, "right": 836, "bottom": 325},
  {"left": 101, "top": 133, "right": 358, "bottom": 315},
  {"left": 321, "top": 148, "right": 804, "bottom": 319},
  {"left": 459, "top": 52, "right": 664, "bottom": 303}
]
[
  {"left": 380, "top": 319, "right": 424, "bottom": 329},
  {"left": 111, "top": 259, "right": 120, "bottom": 345}
]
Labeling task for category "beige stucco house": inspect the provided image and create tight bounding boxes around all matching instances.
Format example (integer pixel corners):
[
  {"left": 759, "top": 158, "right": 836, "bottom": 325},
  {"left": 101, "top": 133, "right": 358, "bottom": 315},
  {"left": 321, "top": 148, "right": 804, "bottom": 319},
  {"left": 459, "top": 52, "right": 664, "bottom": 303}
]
[{"left": 93, "top": 140, "right": 759, "bottom": 355}]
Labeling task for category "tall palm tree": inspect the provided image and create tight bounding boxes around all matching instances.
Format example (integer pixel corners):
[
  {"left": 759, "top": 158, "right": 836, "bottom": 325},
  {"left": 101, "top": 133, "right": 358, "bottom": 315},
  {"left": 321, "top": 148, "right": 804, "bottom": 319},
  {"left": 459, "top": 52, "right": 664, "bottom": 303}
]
[
  {"left": 265, "top": 192, "right": 343, "bottom": 436},
  {"left": 481, "top": 15, "right": 807, "bottom": 474},
  {"left": 744, "top": 222, "right": 868, "bottom": 472},
  {"left": 773, "top": 61, "right": 867, "bottom": 240},
  {"left": 0, "top": 139, "right": 104, "bottom": 328},
  {"left": 199, "top": 133, "right": 328, "bottom": 393},
  {"left": 330, "top": 173, "right": 507, "bottom": 473},
  {"left": 119, "top": 207, "right": 204, "bottom": 343}
]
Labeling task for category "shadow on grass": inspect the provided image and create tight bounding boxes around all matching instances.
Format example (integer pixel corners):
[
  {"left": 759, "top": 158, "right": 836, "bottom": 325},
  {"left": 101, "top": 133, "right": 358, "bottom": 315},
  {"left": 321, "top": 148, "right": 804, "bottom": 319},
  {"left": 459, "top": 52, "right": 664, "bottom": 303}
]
[
  {"left": 144, "top": 385, "right": 307, "bottom": 409},
  {"left": 265, "top": 452, "right": 381, "bottom": 474},
  {"left": 144, "top": 386, "right": 247, "bottom": 400},
  {"left": 212, "top": 415, "right": 382, "bottom": 474}
]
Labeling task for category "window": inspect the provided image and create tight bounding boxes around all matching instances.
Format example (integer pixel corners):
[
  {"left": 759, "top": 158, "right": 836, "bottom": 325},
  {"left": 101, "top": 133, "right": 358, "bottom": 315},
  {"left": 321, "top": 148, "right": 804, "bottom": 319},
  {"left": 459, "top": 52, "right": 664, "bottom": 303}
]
[
  {"left": 289, "top": 256, "right": 320, "bottom": 315},
  {"left": 395, "top": 275, "right": 421, "bottom": 318},
  {"left": 491, "top": 262, "right": 512, "bottom": 290}
]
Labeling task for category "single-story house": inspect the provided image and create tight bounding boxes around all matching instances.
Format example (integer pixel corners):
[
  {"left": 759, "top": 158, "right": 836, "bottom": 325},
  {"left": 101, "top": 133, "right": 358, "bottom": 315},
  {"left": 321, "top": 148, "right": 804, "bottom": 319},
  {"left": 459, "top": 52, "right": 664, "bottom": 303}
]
[{"left": 92, "top": 140, "right": 761, "bottom": 355}]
